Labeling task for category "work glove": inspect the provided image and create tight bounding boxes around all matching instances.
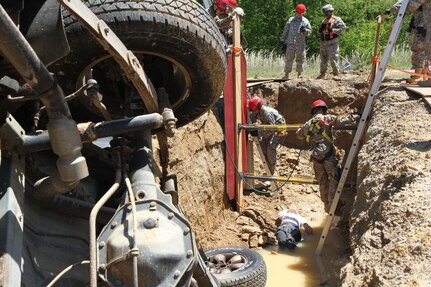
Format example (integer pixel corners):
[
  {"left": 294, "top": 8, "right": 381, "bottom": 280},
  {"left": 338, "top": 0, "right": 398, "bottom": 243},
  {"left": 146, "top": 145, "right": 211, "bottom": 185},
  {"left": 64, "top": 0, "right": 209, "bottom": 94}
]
[
  {"left": 276, "top": 130, "right": 287, "bottom": 137},
  {"left": 352, "top": 114, "right": 361, "bottom": 121},
  {"left": 249, "top": 130, "right": 259, "bottom": 137},
  {"left": 280, "top": 42, "right": 287, "bottom": 53},
  {"left": 233, "top": 7, "right": 245, "bottom": 17}
]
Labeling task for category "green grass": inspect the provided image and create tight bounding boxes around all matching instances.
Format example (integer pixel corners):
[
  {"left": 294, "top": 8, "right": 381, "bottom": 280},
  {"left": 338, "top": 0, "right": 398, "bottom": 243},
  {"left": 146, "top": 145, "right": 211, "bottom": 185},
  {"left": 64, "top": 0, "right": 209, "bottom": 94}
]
[{"left": 245, "top": 44, "right": 412, "bottom": 79}]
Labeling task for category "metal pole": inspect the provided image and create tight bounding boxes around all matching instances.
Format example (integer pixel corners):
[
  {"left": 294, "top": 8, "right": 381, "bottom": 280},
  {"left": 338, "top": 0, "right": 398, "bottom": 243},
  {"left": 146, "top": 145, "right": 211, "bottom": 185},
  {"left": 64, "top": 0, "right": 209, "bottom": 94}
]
[
  {"left": 315, "top": 0, "right": 409, "bottom": 256},
  {"left": 89, "top": 167, "right": 121, "bottom": 287},
  {"left": 243, "top": 174, "right": 318, "bottom": 184},
  {"left": 21, "top": 114, "right": 164, "bottom": 153},
  {"left": 240, "top": 124, "right": 357, "bottom": 132}
]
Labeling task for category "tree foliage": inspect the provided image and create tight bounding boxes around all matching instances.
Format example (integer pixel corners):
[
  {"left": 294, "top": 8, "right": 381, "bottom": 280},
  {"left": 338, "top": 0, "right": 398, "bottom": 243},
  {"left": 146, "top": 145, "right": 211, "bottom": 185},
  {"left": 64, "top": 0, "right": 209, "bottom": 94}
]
[{"left": 238, "top": 0, "right": 406, "bottom": 57}]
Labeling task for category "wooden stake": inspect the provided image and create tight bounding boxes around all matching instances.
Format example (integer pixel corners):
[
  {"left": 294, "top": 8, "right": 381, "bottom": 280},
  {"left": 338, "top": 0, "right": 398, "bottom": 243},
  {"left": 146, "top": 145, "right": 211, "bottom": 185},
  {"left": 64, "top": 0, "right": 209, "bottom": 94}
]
[{"left": 370, "top": 16, "right": 382, "bottom": 86}]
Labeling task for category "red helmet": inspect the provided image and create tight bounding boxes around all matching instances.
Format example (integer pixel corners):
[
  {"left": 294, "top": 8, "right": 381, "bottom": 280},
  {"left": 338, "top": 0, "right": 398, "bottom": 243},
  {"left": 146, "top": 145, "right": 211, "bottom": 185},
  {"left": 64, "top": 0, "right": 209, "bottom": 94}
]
[
  {"left": 311, "top": 99, "right": 328, "bottom": 114},
  {"left": 296, "top": 4, "right": 306, "bottom": 14},
  {"left": 248, "top": 96, "right": 263, "bottom": 111},
  {"left": 215, "top": 0, "right": 236, "bottom": 12},
  {"left": 227, "top": 0, "right": 237, "bottom": 8}
]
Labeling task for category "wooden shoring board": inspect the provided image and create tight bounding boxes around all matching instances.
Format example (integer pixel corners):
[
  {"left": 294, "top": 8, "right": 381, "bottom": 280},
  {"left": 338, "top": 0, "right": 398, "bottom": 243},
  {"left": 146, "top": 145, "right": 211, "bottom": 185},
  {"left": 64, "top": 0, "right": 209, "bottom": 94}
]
[
  {"left": 246, "top": 77, "right": 279, "bottom": 82},
  {"left": 246, "top": 80, "right": 274, "bottom": 88},
  {"left": 404, "top": 86, "right": 431, "bottom": 108},
  {"left": 224, "top": 55, "right": 236, "bottom": 201}
]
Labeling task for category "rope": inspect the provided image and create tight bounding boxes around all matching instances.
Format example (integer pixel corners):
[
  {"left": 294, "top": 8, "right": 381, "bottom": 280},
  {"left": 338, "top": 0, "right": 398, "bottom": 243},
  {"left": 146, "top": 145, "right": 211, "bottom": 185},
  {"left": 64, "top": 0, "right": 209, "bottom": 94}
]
[
  {"left": 372, "top": 57, "right": 431, "bottom": 79},
  {"left": 231, "top": 46, "right": 241, "bottom": 54}
]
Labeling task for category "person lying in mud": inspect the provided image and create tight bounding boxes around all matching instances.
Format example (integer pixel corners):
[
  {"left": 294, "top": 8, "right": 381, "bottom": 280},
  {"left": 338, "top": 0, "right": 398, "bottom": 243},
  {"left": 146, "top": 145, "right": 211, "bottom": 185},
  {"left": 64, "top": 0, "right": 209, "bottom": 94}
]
[
  {"left": 295, "top": 99, "right": 360, "bottom": 213},
  {"left": 275, "top": 206, "right": 313, "bottom": 250}
]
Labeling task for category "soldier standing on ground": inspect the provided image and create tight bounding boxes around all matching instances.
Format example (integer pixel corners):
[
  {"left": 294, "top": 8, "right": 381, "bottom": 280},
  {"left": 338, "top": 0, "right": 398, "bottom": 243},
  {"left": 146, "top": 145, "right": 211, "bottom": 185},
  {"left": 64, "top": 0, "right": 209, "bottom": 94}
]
[
  {"left": 296, "top": 100, "right": 359, "bottom": 213},
  {"left": 317, "top": 4, "right": 346, "bottom": 80},
  {"left": 280, "top": 4, "right": 312, "bottom": 81},
  {"left": 248, "top": 95, "right": 285, "bottom": 175},
  {"left": 406, "top": 7, "right": 426, "bottom": 84},
  {"left": 385, "top": 1, "right": 429, "bottom": 85}
]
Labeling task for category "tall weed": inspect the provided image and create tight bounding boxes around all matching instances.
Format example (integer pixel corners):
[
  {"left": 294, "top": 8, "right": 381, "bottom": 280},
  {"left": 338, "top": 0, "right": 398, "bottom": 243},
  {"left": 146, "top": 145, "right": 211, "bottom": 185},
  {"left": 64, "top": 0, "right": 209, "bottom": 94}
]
[{"left": 245, "top": 44, "right": 412, "bottom": 79}]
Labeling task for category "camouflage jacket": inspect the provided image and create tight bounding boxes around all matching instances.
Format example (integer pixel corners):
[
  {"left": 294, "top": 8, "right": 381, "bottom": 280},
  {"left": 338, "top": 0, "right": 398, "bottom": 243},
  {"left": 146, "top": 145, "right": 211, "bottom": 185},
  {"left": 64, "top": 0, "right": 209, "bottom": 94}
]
[
  {"left": 207, "top": 6, "right": 234, "bottom": 29},
  {"left": 318, "top": 15, "right": 346, "bottom": 41},
  {"left": 280, "top": 16, "right": 312, "bottom": 45},
  {"left": 296, "top": 113, "right": 358, "bottom": 160},
  {"left": 390, "top": 0, "right": 431, "bottom": 28},
  {"left": 250, "top": 105, "right": 285, "bottom": 138}
]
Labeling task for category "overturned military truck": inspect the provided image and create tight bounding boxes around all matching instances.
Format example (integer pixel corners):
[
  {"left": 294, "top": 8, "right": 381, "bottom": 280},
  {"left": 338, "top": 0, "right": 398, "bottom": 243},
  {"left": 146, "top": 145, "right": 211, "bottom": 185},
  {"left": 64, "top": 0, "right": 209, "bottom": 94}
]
[{"left": 0, "top": 0, "right": 266, "bottom": 286}]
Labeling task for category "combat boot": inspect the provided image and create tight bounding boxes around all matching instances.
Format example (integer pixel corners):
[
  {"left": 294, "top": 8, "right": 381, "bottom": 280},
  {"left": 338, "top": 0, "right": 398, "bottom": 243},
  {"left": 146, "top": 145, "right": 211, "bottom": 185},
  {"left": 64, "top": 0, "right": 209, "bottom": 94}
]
[
  {"left": 406, "top": 68, "right": 422, "bottom": 84},
  {"left": 297, "top": 72, "right": 303, "bottom": 79},
  {"left": 281, "top": 73, "right": 289, "bottom": 81},
  {"left": 316, "top": 73, "right": 326, "bottom": 79},
  {"left": 418, "top": 79, "right": 431, "bottom": 87}
]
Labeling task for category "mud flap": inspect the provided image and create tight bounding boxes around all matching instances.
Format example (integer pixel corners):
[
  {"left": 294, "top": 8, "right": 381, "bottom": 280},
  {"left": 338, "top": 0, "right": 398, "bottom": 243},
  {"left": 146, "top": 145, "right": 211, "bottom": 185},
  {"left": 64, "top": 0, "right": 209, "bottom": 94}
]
[{"left": 22, "top": 0, "right": 70, "bottom": 65}]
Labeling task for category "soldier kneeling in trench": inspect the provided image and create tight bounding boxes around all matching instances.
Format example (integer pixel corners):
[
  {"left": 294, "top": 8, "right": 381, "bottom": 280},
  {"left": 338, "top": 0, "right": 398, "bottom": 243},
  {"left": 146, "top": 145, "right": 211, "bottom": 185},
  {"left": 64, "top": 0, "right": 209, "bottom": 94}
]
[
  {"left": 296, "top": 100, "right": 360, "bottom": 213},
  {"left": 276, "top": 206, "right": 313, "bottom": 250}
]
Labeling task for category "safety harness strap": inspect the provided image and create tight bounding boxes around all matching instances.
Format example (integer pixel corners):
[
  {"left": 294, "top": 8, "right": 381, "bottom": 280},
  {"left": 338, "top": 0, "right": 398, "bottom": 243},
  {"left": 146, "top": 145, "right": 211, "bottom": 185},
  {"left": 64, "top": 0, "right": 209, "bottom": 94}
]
[{"left": 306, "top": 120, "right": 333, "bottom": 144}]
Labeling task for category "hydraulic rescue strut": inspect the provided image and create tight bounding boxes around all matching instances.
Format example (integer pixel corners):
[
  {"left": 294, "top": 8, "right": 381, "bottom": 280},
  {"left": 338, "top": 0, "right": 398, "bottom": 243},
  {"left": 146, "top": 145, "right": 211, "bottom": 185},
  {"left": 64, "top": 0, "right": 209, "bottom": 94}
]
[{"left": 239, "top": 124, "right": 357, "bottom": 132}]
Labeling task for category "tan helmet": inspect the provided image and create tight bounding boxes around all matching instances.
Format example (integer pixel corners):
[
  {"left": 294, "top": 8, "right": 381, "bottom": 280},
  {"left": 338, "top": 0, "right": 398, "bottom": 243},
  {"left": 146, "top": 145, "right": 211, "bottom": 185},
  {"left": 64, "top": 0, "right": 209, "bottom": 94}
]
[{"left": 322, "top": 4, "right": 334, "bottom": 13}]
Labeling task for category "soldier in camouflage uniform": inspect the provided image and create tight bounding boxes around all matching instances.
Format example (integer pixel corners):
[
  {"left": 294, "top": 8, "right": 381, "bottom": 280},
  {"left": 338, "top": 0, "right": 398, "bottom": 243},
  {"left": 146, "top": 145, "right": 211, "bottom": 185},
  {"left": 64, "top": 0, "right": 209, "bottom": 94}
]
[
  {"left": 248, "top": 96, "right": 285, "bottom": 175},
  {"left": 406, "top": 7, "right": 426, "bottom": 84},
  {"left": 296, "top": 100, "right": 359, "bottom": 212},
  {"left": 386, "top": 0, "right": 430, "bottom": 86},
  {"left": 207, "top": 0, "right": 247, "bottom": 48},
  {"left": 317, "top": 4, "right": 346, "bottom": 79},
  {"left": 280, "top": 4, "right": 312, "bottom": 80}
]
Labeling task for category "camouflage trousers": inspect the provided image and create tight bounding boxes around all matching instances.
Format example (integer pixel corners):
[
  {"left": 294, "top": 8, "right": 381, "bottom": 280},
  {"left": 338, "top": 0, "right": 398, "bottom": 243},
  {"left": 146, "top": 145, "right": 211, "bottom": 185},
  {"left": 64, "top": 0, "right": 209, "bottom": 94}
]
[
  {"left": 284, "top": 42, "right": 306, "bottom": 73},
  {"left": 411, "top": 33, "right": 426, "bottom": 69},
  {"left": 319, "top": 37, "right": 340, "bottom": 74},
  {"left": 260, "top": 135, "right": 283, "bottom": 175},
  {"left": 312, "top": 152, "right": 340, "bottom": 212},
  {"left": 425, "top": 23, "right": 431, "bottom": 65}
]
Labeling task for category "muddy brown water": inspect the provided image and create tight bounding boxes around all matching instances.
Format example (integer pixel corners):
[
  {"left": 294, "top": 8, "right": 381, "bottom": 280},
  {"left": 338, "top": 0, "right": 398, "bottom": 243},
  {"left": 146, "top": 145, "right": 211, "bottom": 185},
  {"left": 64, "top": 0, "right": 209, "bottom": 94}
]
[{"left": 259, "top": 216, "right": 347, "bottom": 287}]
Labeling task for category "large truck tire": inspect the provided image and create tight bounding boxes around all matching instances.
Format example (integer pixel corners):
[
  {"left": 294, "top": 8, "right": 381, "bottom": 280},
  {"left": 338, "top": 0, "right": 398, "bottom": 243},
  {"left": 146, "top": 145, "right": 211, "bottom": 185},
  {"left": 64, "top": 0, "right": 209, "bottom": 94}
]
[
  {"left": 205, "top": 246, "right": 267, "bottom": 287},
  {"left": 53, "top": 0, "right": 227, "bottom": 127}
]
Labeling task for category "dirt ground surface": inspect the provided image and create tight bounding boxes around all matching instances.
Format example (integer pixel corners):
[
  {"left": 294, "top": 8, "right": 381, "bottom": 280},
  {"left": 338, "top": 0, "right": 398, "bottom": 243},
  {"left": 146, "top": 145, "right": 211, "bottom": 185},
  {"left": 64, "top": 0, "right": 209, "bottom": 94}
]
[{"left": 157, "top": 71, "right": 431, "bottom": 286}]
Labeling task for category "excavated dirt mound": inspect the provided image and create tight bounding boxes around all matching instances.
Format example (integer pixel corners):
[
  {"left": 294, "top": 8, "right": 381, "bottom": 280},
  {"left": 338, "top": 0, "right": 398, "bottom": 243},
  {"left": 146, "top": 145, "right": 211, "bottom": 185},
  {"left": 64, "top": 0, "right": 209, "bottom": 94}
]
[
  {"left": 159, "top": 73, "right": 431, "bottom": 286},
  {"left": 341, "top": 85, "right": 431, "bottom": 286}
]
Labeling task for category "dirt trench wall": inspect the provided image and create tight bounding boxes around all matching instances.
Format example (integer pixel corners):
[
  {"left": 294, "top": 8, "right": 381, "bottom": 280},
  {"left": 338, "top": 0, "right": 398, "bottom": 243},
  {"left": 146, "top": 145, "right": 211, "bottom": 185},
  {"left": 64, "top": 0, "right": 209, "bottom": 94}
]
[{"left": 340, "top": 88, "right": 431, "bottom": 286}]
